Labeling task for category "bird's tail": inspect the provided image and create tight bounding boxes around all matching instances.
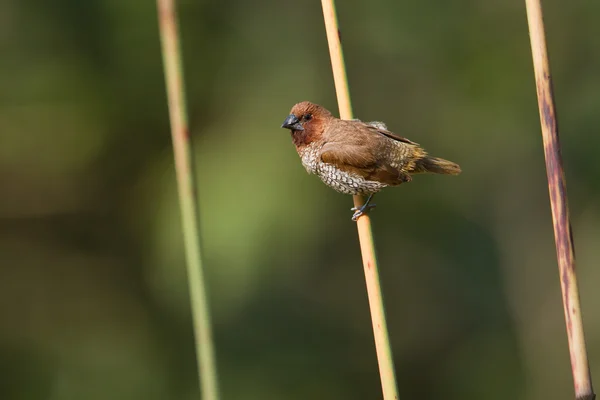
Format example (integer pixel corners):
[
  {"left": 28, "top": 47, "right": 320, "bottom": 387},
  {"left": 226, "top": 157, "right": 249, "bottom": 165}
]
[{"left": 414, "top": 156, "right": 461, "bottom": 175}]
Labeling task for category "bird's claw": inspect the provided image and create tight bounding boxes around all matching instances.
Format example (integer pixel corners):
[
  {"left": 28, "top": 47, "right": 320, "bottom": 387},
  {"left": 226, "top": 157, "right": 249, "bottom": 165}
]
[{"left": 351, "top": 203, "right": 377, "bottom": 221}]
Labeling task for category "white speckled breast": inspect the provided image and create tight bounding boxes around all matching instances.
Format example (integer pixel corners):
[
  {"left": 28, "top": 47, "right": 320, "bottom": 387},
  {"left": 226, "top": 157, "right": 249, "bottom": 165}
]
[{"left": 298, "top": 143, "right": 387, "bottom": 195}]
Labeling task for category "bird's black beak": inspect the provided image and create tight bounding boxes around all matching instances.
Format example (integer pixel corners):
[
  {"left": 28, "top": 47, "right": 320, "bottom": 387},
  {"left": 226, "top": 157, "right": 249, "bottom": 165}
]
[{"left": 281, "top": 114, "right": 304, "bottom": 131}]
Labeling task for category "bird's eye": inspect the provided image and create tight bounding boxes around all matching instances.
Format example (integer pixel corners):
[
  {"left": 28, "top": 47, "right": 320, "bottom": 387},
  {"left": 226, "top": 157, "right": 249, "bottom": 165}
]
[{"left": 304, "top": 114, "right": 312, "bottom": 121}]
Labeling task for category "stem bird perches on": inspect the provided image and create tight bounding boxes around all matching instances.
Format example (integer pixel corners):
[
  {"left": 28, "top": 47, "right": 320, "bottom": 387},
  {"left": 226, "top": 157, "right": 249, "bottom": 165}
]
[
  {"left": 156, "top": 0, "right": 220, "bottom": 399},
  {"left": 524, "top": 1, "right": 595, "bottom": 399},
  {"left": 320, "top": 1, "right": 400, "bottom": 399}
]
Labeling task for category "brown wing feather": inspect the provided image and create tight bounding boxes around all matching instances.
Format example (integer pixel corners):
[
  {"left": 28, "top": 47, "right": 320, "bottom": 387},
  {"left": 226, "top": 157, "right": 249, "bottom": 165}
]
[
  {"left": 320, "top": 141, "right": 412, "bottom": 186},
  {"left": 374, "top": 128, "right": 419, "bottom": 146},
  {"left": 317, "top": 119, "right": 423, "bottom": 185}
]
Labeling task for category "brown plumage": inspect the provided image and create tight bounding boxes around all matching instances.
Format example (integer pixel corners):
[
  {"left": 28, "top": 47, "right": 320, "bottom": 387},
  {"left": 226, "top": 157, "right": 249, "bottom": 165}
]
[{"left": 281, "top": 101, "right": 461, "bottom": 220}]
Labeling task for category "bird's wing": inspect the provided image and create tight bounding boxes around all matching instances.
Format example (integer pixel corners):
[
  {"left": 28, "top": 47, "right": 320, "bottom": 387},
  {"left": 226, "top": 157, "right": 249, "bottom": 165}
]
[
  {"left": 341, "top": 119, "right": 418, "bottom": 144},
  {"left": 319, "top": 127, "right": 412, "bottom": 186},
  {"left": 365, "top": 124, "right": 420, "bottom": 146}
]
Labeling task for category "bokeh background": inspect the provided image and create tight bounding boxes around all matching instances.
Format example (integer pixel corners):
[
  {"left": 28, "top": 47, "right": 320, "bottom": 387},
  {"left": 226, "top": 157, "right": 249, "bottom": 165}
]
[{"left": 2, "top": 0, "right": 600, "bottom": 399}]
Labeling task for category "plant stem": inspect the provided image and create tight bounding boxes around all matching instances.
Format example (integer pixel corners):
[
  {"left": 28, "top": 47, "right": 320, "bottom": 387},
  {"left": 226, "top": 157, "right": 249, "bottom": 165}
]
[
  {"left": 524, "top": 1, "right": 594, "bottom": 399},
  {"left": 320, "top": 1, "right": 399, "bottom": 399},
  {"left": 156, "top": 1, "right": 220, "bottom": 399}
]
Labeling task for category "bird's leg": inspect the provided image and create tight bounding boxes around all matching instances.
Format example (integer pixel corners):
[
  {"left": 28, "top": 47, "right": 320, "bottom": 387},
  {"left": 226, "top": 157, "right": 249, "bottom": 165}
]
[{"left": 351, "top": 194, "right": 376, "bottom": 221}]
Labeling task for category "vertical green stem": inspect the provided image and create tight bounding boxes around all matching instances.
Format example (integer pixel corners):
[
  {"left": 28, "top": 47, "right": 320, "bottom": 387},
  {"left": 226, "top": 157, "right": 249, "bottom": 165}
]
[
  {"left": 524, "top": 0, "right": 594, "bottom": 399},
  {"left": 156, "top": 1, "right": 220, "bottom": 399},
  {"left": 321, "top": 1, "right": 399, "bottom": 399}
]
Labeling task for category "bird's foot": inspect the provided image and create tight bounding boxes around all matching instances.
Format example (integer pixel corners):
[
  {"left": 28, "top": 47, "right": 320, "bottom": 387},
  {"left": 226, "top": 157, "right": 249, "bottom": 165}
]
[{"left": 351, "top": 203, "right": 377, "bottom": 221}]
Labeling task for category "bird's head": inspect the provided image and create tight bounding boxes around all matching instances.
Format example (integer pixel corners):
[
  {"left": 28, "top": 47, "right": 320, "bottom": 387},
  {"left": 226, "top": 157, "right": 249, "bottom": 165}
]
[{"left": 281, "top": 101, "right": 332, "bottom": 147}]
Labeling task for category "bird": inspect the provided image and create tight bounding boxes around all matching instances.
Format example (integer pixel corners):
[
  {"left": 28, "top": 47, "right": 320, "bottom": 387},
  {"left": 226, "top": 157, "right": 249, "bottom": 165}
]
[{"left": 281, "top": 101, "right": 461, "bottom": 221}]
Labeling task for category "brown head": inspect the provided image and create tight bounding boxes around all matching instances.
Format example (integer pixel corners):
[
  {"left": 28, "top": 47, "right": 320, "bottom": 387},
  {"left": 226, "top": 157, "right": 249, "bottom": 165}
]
[{"left": 281, "top": 101, "right": 333, "bottom": 148}]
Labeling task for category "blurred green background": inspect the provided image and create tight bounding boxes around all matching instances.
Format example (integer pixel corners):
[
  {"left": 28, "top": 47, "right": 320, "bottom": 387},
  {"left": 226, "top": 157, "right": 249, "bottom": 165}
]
[{"left": 2, "top": 0, "right": 600, "bottom": 399}]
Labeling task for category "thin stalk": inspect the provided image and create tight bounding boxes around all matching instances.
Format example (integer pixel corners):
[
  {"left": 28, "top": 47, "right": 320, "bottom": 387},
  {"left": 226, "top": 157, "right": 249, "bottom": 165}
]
[
  {"left": 156, "top": 1, "right": 220, "bottom": 399},
  {"left": 524, "top": 1, "right": 594, "bottom": 399},
  {"left": 320, "top": 1, "right": 399, "bottom": 399}
]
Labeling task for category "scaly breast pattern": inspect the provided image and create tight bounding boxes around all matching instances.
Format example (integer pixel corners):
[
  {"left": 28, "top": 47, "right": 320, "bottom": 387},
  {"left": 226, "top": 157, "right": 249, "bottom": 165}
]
[{"left": 298, "top": 143, "right": 387, "bottom": 195}]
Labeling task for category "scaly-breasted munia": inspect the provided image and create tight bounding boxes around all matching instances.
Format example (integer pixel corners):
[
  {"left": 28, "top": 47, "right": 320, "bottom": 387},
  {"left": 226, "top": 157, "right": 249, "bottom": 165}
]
[{"left": 281, "top": 101, "right": 461, "bottom": 220}]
